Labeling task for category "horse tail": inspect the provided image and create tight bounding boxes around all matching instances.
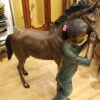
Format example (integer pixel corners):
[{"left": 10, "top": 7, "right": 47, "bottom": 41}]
[{"left": 5, "top": 34, "right": 13, "bottom": 60}]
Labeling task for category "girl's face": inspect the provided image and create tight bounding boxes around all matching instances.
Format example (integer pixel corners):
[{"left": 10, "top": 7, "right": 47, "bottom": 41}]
[{"left": 72, "top": 32, "right": 88, "bottom": 45}]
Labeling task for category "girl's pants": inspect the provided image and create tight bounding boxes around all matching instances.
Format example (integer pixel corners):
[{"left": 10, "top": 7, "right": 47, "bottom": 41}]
[{"left": 53, "top": 78, "right": 72, "bottom": 100}]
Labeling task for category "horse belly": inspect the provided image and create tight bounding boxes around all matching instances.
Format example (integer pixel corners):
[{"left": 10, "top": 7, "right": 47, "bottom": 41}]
[{"left": 25, "top": 40, "right": 53, "bottom": 60}]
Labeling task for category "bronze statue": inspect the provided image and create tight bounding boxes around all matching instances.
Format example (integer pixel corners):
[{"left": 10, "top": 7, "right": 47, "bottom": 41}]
[
  {"left": 53, "top": 19, "right": 96, "bottom": 100},
  {"left": 5, "top": 0, "right": 100, "bottom": 88}
]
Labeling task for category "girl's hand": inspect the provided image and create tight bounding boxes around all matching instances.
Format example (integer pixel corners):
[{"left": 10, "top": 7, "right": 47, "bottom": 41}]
[{"left": 89, "top": 32, "right": 97, "bottom": 44}]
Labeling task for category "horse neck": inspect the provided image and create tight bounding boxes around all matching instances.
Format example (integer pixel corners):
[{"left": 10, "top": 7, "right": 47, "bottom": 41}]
[
  {"left": 50, "top": 21, "right": 66, "bottom": 37},
  {"left": 95, "top": 17, "right": 100, "bottom": 40},
  {"left": 49, "top": 23, "right": 64, "bottom": 54}
]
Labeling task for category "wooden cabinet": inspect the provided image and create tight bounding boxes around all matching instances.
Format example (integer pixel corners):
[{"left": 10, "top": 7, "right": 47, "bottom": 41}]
[{"left": 21, "top": 0, "right": 67, "bottom": 30}]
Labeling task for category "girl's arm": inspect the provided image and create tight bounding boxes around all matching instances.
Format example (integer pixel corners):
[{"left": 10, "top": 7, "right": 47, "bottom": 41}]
[
  {"left": 62, "top": 42, "right": 90, "bottom": 66},
  {"left": 86, "top": 32, "right": 97, "bottom": 61}
]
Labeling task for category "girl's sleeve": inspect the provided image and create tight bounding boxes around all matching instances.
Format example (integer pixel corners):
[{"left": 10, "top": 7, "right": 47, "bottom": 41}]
[{"left": 62, "top": 43, "right": 90, "bottom": 66}]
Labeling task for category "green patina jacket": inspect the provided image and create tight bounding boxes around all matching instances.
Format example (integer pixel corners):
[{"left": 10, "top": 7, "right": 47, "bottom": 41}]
[{"left": 58, "top": 42, "right": 90, "bottom": 81}]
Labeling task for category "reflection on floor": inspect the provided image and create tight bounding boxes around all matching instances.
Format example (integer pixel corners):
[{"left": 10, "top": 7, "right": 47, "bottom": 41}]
[{"left": 0, "top": 51, "right": 100, "bottom": 100}]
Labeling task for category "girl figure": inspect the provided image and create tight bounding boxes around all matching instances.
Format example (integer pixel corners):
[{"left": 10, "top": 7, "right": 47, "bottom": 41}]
[{"left": 53, "top": 19, "right": 96, "bottom": 100}]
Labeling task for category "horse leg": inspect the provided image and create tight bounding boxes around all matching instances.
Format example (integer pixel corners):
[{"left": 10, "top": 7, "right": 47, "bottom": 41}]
[
  {"left": 55, "top": 58, "right": 60, "bottom": 68},
  {"left": 20, "top": 56, "right": 28, "bottom": 75},
  {"left": 55, "top": 58, "right": 62, "bottom": 92},
  {"left": 17, "top": 59, "right": 30, "bottom": 88},
  {"left": 98, "top": 63, "right": 100, "bottom": 73},
  {"left": 22, "top": 66, "right": 28, "bottom": 75}
]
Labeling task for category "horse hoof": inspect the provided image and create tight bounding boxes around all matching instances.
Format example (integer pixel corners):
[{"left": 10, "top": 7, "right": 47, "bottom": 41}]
[
  {"left": 24, "top": 83, "right": 30, "bottom": 88},
  {"left": 23, "top": 71, "right": 28, "bottom": 76}
]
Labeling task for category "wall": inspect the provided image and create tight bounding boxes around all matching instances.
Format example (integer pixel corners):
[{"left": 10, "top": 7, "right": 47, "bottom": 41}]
[
  {"left": 11, "top": 0, "right": 25, "bottom": 28},
  {"left": 51, "top": 0, "right": 63, "bottom": 22},
  {"left": 11, "top": 0, "right": 65, "bottom": 29},
  {"left": 29, "top": 0, "right": 45, "bottom": 27}
]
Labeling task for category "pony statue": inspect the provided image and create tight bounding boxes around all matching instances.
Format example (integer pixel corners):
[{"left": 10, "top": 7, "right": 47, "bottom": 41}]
[{"left": 5, "top": 0, "right": 100, "bottom": 88}]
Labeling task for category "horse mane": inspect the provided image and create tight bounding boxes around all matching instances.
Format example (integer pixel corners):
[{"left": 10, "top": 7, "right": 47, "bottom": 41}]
[{"left": 51, "top": 0, "right": 94, "bottom": 29}]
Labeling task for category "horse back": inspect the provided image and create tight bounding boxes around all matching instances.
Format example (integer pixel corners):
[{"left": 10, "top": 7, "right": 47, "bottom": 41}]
[{"left": 11, "top": 28, "right": 55, "bottom": 60}]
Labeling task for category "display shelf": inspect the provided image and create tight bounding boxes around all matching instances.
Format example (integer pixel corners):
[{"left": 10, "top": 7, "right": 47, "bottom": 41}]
[
  {"left": 0, "top": 0, "right": 14, "bottom": 42},
  {"left": 0, "top": 26, "right": 13, "bottom": 41}
]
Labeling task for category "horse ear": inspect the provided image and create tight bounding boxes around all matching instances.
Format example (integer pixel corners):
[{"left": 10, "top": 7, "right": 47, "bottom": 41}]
[{"left": 92, "top": 0, "right": 100, "bottom": 11}]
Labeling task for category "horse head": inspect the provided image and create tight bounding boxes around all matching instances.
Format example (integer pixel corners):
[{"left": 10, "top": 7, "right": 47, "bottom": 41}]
[
  {"left": 51, "top": 0, "right": 100, "bottom": 30},
  {"left": 81, "top": 0, "right": 100, "bottom": 23},
  {"left": 82, "top": 0, "right": 100, "bottom": 41}
]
